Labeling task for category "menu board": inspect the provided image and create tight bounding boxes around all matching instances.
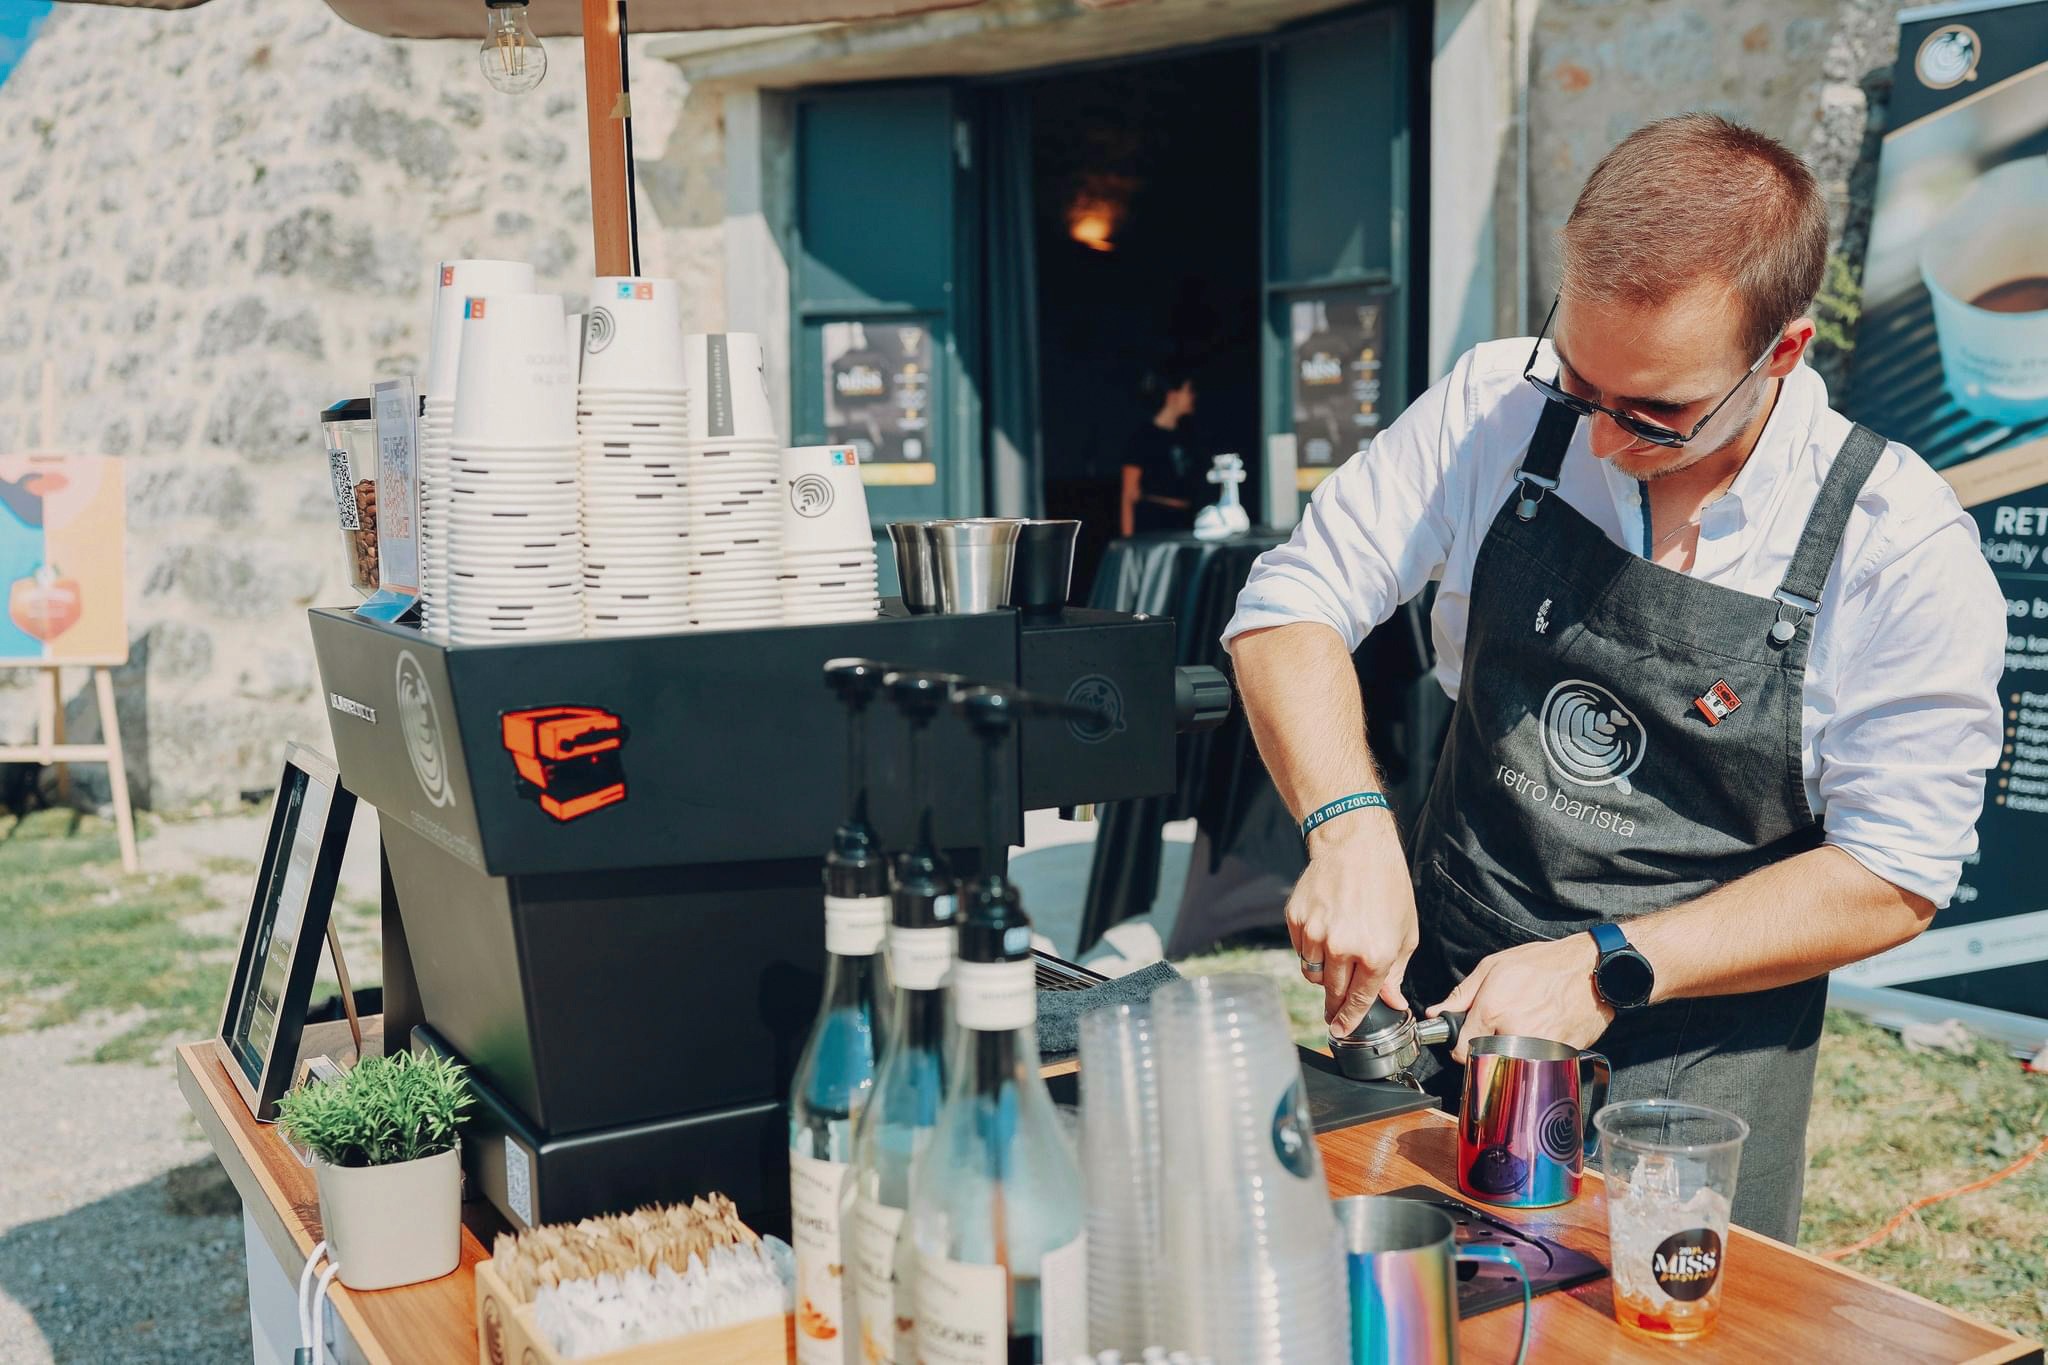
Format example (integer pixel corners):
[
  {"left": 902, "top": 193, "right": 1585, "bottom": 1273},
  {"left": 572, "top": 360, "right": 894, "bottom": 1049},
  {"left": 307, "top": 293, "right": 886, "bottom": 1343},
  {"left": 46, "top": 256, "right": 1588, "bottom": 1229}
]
[
  {"left": 1837, "top": 451, "right": 2048, "bottom": 1019},
  {"left": 823, "top": 321, "right": 935, "bottom": 487},
  {"left": 215, "top": 745, "right": 358, "bottom": 1120},
  {"left": 229, "top": 769, "right": 332, "bottom": 1083},
  {"left": 0, "top": 453, "right": 127, "bottom": 667},
  {"left": 1290, "top": 289, "right": 1388, "bottom": 489}
]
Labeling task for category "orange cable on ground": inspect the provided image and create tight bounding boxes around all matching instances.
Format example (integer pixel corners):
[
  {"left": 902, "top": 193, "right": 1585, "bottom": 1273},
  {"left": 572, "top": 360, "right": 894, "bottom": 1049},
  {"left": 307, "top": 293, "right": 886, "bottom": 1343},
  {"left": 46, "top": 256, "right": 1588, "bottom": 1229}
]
[{"left": 1820, "top": 1135, "right": 2048, "bottom": 1261}]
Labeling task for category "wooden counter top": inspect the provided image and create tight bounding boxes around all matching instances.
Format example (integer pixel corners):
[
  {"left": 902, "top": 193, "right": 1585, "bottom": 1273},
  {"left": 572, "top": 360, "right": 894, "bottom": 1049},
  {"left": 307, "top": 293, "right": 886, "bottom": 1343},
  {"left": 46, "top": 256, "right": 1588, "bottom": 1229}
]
[{"left": 180, "top": 1039, "right": 2040, "bottom": 1364}]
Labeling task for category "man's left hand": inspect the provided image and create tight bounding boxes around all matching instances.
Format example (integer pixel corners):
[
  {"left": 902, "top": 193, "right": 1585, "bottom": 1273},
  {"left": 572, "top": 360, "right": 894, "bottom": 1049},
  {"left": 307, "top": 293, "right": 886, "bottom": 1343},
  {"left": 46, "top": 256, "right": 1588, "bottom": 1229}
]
[{"left": 1425, "top": 934, "right": 1616, "bottom": 1062}]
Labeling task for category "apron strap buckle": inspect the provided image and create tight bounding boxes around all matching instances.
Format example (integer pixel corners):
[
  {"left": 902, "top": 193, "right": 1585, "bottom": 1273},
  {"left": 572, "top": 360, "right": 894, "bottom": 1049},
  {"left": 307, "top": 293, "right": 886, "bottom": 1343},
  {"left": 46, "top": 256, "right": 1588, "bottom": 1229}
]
[
  {"left": 1514, "top": 471, "right": 1558, "bottom": 521},
  {"left": 1769, "top": 588, "right": 1818, "bottom": 646}
]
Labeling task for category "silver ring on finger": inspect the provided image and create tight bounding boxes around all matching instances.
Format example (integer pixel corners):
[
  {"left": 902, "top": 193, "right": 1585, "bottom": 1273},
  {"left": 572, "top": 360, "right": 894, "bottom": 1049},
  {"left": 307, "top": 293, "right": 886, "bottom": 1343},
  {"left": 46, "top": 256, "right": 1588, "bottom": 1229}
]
[{"left": 1300, "top": 958, "right": 1325, "bottom": 976}]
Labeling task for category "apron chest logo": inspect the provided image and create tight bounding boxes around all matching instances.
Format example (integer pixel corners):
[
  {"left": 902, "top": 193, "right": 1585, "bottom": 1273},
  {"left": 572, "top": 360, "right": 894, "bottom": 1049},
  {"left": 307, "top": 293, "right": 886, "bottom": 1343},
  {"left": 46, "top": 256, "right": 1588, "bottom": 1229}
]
[
  {"left": 1693, "top": 680, "right": 1741, "bottom": 726},
  {"left": 1540, "top": 680, "right": 1646, "bottom": 794},
  {"left": 1534, "top": 597, "right": 1552, "bottom": 635}
]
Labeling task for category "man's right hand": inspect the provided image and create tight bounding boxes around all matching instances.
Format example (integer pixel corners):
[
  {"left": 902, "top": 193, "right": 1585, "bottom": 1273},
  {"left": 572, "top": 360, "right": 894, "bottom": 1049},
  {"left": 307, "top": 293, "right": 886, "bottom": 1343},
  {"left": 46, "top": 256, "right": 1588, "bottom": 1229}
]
[{"left": 1287, "top": 811, "right": 1419, "bottom": 1037}]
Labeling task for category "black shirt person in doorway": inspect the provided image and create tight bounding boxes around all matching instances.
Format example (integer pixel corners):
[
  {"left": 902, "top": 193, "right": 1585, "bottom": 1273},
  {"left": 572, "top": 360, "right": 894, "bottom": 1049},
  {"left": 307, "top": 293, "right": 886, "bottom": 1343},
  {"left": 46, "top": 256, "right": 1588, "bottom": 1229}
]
[{"left": 1120, "top": 367, "right": 1202, "bottom": 536}]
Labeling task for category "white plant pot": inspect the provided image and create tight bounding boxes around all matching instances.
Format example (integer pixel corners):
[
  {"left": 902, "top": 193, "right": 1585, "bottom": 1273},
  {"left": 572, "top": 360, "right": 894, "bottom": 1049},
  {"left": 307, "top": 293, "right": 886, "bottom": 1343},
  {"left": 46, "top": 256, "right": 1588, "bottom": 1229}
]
[{"left": 313, "top": 1145, "right": 462, "bottom": 1291}]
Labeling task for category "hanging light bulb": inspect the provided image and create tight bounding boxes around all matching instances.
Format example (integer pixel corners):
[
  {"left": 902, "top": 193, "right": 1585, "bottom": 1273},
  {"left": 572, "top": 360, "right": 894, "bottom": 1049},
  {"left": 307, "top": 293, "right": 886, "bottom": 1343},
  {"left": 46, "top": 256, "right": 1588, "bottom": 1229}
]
[{"left": 480, "top": 0, "right": 546, "bottom": 95}]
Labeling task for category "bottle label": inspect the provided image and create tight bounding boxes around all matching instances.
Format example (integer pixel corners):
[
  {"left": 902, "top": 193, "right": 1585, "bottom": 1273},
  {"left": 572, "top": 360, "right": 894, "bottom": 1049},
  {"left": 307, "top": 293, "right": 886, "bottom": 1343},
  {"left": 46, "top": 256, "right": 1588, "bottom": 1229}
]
[
  {"left": 851, "top": 1197, "right": 913, "bottom": 1365},
  {"left": 825, "top": 895, "right": 889, "bottom": 956},
  {"left": 790, "top": 1150, "right": 853, "bottom": 1364},
  {"left": 915, "top": 1255, "right": 1007, "bottom": 1365},
  {"left": 1038, "top": 1234, "right": 1088, "bottom": 1361},
  {"left": 952, "top": 960, "right": 1035, "bottom": 1032},
  {"left": 888, "top": 926, "right": 956, "bottom": 992}
]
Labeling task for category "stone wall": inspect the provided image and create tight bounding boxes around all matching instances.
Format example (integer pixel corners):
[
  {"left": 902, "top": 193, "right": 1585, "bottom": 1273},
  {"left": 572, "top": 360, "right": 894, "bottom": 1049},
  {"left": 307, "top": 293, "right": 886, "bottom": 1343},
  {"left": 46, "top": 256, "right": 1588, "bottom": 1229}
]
[
  {"left": 0, "top": 0, "right": 727, "bottom": 808},
  {"left": 1525, "top": 0, "right": 1900, "bottom": 347}
]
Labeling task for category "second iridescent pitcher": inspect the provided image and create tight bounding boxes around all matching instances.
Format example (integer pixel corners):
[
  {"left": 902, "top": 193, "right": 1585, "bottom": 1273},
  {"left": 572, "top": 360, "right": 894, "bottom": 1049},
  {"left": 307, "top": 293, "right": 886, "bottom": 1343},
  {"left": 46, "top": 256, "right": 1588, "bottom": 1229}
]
[{"left": 1457, "top": 1035, "right": 1610, "bottom": 1209}]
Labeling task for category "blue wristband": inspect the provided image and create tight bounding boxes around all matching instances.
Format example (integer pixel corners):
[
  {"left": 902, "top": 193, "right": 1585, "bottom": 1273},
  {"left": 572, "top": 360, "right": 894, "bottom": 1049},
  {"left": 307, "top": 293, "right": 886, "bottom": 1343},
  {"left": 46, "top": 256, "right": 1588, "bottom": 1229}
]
[{"left": 1301, "top": 791, "right": 1391, "bottom": 840}]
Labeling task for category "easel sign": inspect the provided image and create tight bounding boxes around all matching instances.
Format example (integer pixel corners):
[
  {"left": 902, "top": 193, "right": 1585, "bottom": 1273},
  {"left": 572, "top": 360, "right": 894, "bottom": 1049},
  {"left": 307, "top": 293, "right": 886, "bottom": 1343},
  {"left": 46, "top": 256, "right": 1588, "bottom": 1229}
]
[
  {"left": 0, "top": 412, "right": 139, "bottom": 871},
  {"left": 356, "top": 377, "right": 422, "bottom": 624}
]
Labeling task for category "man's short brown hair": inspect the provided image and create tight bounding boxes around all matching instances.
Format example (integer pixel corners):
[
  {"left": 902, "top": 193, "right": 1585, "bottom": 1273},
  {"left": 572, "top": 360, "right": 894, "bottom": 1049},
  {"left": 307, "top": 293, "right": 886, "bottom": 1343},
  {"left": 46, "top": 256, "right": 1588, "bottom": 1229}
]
[{"left": 1560, "top": 114, "right": 1829, "bottom": 361}]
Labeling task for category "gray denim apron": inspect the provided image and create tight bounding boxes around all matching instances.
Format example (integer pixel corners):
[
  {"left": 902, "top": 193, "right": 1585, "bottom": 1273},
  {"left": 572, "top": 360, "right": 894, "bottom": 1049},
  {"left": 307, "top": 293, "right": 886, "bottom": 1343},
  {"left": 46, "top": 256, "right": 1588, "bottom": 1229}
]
[{"left": 1404, "top": 400, "right": 1885, "bottom": 1244}]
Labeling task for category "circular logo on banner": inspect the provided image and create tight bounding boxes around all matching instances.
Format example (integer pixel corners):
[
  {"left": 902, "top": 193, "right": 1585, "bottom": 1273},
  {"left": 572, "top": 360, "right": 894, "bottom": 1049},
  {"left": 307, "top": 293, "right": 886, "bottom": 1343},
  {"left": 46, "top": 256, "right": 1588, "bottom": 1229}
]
[
  {"left": 1538, "top": 1097, "right": 1581, "bottom": 1165},
  {"left": 584, "top": 306, "right": 617, "bottom": 353},
  {"left": 395, "top": 650, "right": 455, "bottom": 810},
  {"left": 1065, "top": 675, "right": 1126, "bottom": 744},
  {"left": 789, "top": 473, "right": 835, "bottom": 517},
  {"left": 1915, "top": 24, "right": 1980, "bottom": 89},
  {"left": 1540, "top": 680, "right": 1646, "bottom": 795},
  {"left": 1652, "top": 1228, "right": 1723, "bottom": 1302}
]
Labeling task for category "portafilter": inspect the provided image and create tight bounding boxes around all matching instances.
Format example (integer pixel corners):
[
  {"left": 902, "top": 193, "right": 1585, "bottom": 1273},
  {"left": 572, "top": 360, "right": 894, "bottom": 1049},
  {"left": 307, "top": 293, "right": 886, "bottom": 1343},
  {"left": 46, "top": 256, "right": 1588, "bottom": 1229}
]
[{"left": 1329, "top": 998, "right": 1466, "bottom": 1087}]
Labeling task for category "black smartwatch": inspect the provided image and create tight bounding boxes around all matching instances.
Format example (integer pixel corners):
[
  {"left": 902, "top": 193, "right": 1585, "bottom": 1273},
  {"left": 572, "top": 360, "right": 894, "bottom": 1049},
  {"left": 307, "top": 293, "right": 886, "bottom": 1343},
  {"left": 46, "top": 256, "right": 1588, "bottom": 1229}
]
[{"left": 1589, "top": 921, "right": 1654, "bottom": 1010}]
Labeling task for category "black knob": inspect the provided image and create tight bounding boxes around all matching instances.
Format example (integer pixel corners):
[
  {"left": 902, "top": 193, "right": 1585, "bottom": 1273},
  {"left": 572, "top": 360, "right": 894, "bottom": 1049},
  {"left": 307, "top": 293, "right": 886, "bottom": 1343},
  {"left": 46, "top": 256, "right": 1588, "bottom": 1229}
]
[
  {"left": 1174, "top": 665, "right": 1233, "bottom": 733},
  {"left": 824, "top": 658, "right": 891, "bottom": 710},
  {"left": 884, "top": 670, "right": 955, "bottom": 723},
  {"left": 954, "top": 684, "right": 1020, "bottom": 738}
]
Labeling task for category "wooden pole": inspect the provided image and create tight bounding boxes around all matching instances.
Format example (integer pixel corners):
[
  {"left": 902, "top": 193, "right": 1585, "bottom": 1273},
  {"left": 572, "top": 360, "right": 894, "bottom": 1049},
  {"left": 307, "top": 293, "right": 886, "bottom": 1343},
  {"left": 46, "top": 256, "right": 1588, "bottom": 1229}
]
[{"left": 581, "top": 0, "right": 633, "bottom": 277}]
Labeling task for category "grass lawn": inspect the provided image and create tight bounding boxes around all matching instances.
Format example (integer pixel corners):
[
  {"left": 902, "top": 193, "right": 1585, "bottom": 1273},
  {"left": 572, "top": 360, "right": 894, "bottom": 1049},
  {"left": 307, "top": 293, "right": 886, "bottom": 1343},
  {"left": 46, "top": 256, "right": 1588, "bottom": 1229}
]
[
  {"left": 2, "top": 820, "right": 2040, "bottom": 1338},
  {"left": 1184, "top": 945, "right": 2048, "bottom": 1339}
]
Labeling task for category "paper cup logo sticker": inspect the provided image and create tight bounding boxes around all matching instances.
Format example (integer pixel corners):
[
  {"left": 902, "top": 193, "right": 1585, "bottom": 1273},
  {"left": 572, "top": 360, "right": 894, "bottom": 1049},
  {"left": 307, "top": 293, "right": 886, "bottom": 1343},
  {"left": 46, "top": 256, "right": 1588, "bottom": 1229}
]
[
  {"left": 1651, "top": 1228, "right": 1722, "bottom": 1302},
  {"left": 1541, "top": 680, "right": 1645, "bottom": 794},
  {"left": 584, "top": 307, "right": 617, "bottom": 354},
  {"left": 396, "top": 650, "right": 456, "bottom": 810},
  {"left": 789, "top": 474, "right": 836, "bottom": 518}
]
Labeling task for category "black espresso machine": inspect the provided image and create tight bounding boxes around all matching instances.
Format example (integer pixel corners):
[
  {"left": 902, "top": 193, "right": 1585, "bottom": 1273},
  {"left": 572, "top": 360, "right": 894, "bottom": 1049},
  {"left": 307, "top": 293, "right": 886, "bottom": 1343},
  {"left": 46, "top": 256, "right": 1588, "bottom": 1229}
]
[{"left": 310, "top": 601, "right": 1230, "bottom": 1232}]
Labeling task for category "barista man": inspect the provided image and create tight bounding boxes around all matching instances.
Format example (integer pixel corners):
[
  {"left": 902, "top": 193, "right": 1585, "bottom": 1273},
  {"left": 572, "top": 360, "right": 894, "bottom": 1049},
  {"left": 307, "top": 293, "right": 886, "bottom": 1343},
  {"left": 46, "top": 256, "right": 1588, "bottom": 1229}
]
[{"left": 1225, "top": 115, "right": 2003, "bottom": 1242}]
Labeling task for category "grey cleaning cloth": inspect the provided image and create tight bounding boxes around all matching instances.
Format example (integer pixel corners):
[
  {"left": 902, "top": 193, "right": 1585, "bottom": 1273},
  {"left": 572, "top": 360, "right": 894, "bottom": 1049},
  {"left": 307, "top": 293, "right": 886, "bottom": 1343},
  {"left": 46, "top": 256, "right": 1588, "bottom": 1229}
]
[{"left": 1035, "top": 961, "right": 1182, "bottom": 1061}]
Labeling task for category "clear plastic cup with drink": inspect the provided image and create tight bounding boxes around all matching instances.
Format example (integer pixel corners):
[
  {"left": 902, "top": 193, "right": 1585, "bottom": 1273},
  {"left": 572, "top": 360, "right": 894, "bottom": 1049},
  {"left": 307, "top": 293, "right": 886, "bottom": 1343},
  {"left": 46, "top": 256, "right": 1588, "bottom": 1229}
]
[{"left": 1593, "top": 1099, "right": 1748, "bottom": 1342}]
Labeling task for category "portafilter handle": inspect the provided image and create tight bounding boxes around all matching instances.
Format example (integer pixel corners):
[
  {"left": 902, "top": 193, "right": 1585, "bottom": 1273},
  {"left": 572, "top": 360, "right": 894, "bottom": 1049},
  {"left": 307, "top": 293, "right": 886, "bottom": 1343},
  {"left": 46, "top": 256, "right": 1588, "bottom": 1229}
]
[{"left": 1414, "top": 1009, "right": 1466, "bottom": 1051}]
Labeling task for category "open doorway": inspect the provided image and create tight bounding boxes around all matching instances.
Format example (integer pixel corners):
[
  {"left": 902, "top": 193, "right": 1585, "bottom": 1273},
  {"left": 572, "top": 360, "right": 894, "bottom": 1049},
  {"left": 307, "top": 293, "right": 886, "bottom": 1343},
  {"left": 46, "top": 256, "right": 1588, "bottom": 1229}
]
[{"left": 1023, "top": 46, "right": 1263, "bottom": 595}]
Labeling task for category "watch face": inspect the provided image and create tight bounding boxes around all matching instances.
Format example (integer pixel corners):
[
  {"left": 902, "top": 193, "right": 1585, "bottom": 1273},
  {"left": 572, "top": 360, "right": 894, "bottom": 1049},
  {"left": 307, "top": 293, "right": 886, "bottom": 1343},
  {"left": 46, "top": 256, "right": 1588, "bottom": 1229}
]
[{"left": 1599, "top": 949, "right": 1655, "bottom": 1008}]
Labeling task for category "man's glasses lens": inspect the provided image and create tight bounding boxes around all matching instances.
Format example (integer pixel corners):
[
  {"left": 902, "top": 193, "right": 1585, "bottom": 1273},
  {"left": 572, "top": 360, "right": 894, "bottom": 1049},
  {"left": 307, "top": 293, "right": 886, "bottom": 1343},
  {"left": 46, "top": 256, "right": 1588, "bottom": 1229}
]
[{"left": 1527, "top": 374, "right": 1685, "bottom": 447}]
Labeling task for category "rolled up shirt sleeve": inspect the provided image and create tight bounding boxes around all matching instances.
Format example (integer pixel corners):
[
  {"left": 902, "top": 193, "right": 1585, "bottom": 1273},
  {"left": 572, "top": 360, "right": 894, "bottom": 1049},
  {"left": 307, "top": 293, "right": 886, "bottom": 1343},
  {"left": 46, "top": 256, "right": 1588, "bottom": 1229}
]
[
  {"left": 1813, "top": 518, "right": 2005, "bottom": 907},
  {"left": 1223, "top": 349, "right": 1473, "bottom": 653}
]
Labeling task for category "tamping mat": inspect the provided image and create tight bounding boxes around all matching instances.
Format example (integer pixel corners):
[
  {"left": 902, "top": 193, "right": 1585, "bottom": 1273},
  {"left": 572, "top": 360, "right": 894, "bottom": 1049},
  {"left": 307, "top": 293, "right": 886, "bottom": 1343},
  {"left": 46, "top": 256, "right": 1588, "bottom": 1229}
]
[{"left": 1377, "top": 1184, "right": 1609, "bottom": 1317}]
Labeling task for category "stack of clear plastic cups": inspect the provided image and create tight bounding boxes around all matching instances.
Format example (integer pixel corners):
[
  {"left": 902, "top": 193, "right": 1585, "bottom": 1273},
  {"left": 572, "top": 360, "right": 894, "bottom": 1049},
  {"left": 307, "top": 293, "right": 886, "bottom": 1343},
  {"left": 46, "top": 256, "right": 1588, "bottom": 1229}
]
[
  {"left": 1153, "top": 974, "right": 1347, "bottom": 1364},
  {"left": 1079, "top": 1001, "right": 1166, "bottom": 1354}
]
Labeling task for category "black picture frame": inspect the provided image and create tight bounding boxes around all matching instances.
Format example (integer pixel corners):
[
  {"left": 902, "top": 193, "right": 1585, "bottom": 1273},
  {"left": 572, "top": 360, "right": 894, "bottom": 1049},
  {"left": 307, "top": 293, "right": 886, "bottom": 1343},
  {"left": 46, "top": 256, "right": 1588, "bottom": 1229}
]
[{"left": 213, "top": 743, "right": 358, "bottom": 1123}]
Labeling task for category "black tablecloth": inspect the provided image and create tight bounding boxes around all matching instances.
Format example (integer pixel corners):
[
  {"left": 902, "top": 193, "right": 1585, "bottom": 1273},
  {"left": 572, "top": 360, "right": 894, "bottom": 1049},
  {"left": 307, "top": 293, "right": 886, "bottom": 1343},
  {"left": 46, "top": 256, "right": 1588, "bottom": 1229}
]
[{"left": 1077, "top": 531, "right": 1448, "bottom": 954}]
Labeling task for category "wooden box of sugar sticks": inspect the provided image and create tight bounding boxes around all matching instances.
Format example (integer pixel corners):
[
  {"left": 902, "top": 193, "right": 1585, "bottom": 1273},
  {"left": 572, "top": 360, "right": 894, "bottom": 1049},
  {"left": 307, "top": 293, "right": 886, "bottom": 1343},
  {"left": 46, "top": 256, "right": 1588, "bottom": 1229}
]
[
  {"left": 474, "top": 1194, "right": 795, "bottom": 1365},
  {"left": 474, "top": 1260, "right": 793, "bottom": 1365}
]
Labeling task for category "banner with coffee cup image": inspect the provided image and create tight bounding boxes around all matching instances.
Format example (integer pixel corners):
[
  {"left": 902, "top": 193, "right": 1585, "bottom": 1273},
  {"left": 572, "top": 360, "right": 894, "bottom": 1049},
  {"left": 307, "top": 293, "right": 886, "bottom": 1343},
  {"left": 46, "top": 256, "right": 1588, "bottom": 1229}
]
[
  {"left": 1847, "top": 0, "right": 2048, "bottom": 465},
  {"left": 1835, "top": 0, "right": 2048, "bottom": 1024}
]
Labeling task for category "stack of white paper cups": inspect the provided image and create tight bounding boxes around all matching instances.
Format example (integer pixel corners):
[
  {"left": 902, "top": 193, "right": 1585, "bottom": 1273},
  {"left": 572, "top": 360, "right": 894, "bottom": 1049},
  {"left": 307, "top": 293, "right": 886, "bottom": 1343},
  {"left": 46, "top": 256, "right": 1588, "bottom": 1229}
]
[
  {"left": 680, "top": 333, "right": 784, "bottom": 630},
  {"left": 443, "top": 292, "right": 582, "bottom": 644},
  {"left": 578, "top": 277, "right": 692, "bottom": 638},
  {"left": 420, "top": 258, "right": 535, "bottom": 636},
  {"left": 777, "top": 445, "right": 879, "bottom": 623}
]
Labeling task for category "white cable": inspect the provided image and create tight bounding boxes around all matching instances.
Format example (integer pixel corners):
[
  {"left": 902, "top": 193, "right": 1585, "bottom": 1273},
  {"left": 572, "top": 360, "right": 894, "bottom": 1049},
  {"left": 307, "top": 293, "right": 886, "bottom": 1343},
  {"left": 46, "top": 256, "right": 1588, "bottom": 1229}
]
[
  {"left": 311, "top": 1260, "right": 345, "bottom": 1365},
  {"left": 296, "top": 1239, "right": 330, "bottom": 1362}
]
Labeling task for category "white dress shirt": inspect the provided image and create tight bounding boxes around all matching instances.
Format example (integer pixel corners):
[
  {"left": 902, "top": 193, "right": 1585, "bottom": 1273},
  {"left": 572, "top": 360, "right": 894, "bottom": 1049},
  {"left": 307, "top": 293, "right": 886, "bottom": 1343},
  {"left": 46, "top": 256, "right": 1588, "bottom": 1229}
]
[{"left": 1224, "top": 339, "right": 2005, "bottom": 907}]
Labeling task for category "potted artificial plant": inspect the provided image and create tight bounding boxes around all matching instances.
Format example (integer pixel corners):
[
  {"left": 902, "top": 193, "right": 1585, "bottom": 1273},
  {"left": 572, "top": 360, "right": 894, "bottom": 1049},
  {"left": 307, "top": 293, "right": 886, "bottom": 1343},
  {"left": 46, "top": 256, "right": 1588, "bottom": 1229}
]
[{"left": 276, "top": 1051, "right": 473, "bottom": 1291}]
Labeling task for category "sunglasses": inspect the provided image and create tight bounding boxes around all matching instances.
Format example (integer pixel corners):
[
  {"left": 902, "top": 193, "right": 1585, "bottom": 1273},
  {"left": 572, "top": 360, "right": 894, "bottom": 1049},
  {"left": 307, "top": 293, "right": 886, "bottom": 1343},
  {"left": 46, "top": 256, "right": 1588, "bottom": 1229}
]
[{"left": 1523, "top": 297, "right": 1775, "bottom": 449}]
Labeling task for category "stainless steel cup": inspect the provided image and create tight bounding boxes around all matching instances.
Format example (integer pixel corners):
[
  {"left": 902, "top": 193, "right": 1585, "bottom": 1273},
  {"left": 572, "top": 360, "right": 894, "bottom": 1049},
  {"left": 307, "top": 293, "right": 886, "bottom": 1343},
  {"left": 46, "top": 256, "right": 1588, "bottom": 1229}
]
[
  {"left": 1335, "top": 1196, "right": 1530, "bottom": 1365},
  {"left": 887, "top": 520, "right": 940, "bottom": 613},
  {"left": 927, "top": 518, "right": 1022, "bottom": 613},
  {"left": 1008, "top": 518, "right": 1081, "bottom": 612}
]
